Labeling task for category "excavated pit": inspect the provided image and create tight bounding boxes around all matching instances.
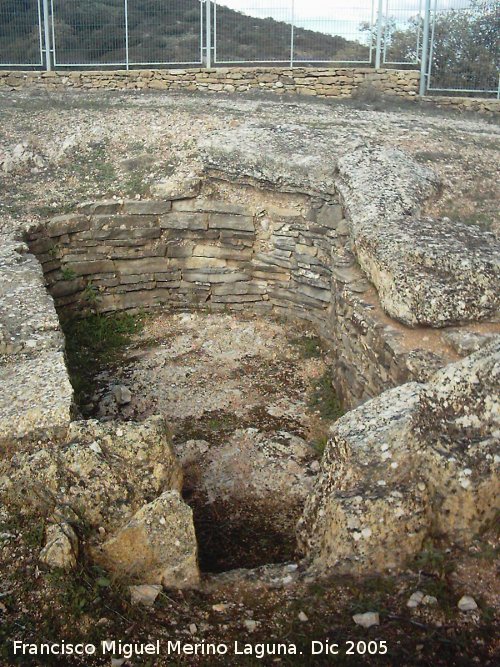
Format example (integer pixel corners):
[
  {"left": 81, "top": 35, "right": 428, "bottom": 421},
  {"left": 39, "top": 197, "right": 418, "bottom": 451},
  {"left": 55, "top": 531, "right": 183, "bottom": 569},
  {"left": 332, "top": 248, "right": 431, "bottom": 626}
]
[
  {"left": 20, "top": 173, "right": 493, "bottom": 578},
  {"left": 61, "top": 309, "right": 336, "bottom": 572}
]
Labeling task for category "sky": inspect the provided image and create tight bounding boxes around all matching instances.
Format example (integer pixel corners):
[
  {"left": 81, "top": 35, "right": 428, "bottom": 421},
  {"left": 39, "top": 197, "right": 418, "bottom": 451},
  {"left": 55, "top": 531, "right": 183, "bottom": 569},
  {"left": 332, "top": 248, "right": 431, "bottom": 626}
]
[
  {"left": 214, "top": 0, "right": 418, "bottom": 41},
  {"left": 214, "top": 0, "right": 476, "bottom": 41}
]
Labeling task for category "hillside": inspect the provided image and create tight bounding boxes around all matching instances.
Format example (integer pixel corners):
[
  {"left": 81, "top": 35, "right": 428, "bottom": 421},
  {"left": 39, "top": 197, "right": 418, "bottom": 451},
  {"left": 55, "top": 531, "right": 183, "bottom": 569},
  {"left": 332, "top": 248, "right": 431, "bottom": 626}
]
[{"left": 0, "top": 0, "right": 369, "bottom": 66}]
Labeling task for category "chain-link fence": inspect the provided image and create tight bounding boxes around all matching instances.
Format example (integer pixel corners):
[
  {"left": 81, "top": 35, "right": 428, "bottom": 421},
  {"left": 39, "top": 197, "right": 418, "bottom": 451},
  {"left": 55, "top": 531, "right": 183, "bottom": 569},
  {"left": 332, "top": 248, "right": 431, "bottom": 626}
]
[
  {"left": 382, "top": 0, "right": 423, "bottom": 65},
  {"left": 0, "top": 0, "right": 498, "bottom": 97},
  {"left": 49, "top": 0, "right": 203, "bottom": 67},
  {"left": 0, "top": 0, "right": 44, "bottom": 66},
  {"left": 427, "top": 0, "right": 499, "bottom": 95},
  {"left": 212, "top": 0, "right": 376, "bottom": 65}
]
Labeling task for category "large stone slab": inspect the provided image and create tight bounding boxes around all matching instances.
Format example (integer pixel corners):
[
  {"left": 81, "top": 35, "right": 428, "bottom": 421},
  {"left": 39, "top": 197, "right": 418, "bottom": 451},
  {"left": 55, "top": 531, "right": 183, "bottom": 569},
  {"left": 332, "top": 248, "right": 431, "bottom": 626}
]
[
  {"left": 0, "top": 351, "right": 73, "bottom": 447},
  {"left": 297, "top": 340, "right": 500, "bottom": 573}
]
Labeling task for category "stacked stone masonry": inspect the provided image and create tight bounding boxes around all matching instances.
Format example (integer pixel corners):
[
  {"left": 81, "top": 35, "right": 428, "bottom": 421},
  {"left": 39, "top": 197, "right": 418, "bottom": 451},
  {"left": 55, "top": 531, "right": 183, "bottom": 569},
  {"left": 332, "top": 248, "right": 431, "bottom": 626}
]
[
  {"left": 27, "top": 186, "right": 455, "bottom": 412},
  {"left": 0, "top": 67, "right": 420, "bottom": 99},
  {"left": 1, "top": 68, "right": 498, "bottom": 113}
]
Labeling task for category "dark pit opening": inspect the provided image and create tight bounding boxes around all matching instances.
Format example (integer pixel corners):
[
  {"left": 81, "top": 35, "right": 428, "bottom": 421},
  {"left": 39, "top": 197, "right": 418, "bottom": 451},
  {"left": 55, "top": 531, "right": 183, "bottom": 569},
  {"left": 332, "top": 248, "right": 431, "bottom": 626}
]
[{"left": 57, "top": 307, "right": 341, "bottom": 572}]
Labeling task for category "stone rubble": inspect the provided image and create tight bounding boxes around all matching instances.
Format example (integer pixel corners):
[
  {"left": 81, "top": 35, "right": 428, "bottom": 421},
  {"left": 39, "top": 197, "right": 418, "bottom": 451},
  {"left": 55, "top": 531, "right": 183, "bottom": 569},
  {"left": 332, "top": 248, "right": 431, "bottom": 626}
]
[
  {"left": 39, "top": 522, "right": 79, "bottom": 572},
  {"left": 95, "top": 490, "right": 199, "bottom": 589},
  {"left": 353, "top": 612, "right": 380, "bottom": 628}
]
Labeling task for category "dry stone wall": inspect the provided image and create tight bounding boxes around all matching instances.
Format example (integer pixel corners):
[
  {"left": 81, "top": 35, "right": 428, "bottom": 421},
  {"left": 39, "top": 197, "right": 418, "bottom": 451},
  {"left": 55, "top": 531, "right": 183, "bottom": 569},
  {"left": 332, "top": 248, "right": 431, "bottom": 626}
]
[
  {"left": 27, "top": 185, "right": 451, "bottom": 410},
  {"left": 0, "top": 67, "right": 419, "bottom": 99}
]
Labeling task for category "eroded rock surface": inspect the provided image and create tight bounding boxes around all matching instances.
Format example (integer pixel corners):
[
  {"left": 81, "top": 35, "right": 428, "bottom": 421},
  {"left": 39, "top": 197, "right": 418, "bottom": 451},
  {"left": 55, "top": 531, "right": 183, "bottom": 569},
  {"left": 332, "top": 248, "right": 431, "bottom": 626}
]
[
  {"left": 0, "top": 416, "right": 182, "bottom": 531},
  {"left": 95, "top": 490, "right": 199, "bottom": 589},
  {"left": 298, "top": 341, "right": 500, "bottom": 574}
]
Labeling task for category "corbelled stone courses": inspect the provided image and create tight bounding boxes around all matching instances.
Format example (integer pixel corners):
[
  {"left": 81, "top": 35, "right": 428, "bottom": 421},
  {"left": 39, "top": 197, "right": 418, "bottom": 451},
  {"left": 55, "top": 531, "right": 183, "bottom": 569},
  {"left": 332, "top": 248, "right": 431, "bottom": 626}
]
[
  {"left": 202, "top": 126, "right": 499, "bottom": 328},
  {"left": 25, "top": 182, "right": 463, "bottom": 409},
  {"left": 0, "top": 67, "right": 420, "bottom": 100},
  {"left": 336, "top": 146, "right": 500, "bottom": 327},
  {"left": 297, "top": 340, "right": 500, "bottom": 574},
  {"left": 0, "top": 234, "right": 73, "bottom": 446}
]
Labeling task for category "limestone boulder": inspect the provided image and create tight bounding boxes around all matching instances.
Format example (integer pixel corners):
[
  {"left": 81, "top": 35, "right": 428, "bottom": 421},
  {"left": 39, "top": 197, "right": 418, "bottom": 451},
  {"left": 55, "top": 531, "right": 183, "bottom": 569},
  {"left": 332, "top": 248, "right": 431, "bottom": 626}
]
[
  {"left": 336, "top": 147, "right": 500, "bottom": 328},
  {"left": 297, "top": 383, "right": 429, "bottom": 573},
  {"left": 0, "top": 416, "right": 182, "bottom": 531},
  {"left": 95, "top": 490, "right": 199, "bottom": 589},
  {"left": 415, "top": 340, "right": 500, "bottom": 543},
  {"left": 298, "top": 341, "right": 500, "bottom": 574}
]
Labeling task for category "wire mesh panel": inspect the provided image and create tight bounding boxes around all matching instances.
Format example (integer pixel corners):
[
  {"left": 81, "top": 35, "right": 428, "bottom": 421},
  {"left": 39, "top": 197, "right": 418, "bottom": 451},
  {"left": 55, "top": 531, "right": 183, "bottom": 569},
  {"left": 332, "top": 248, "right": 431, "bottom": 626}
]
[
  {"left": 214, "top": 1, "right": 294, "bottom": 63},
  {"left": 292, "top": 0, "right": 375, "bottom": 64},
  {"left": 127, "top": 0, "right": 203, "bottom": 66},
  {"left": 382, "top": 0, "right": 423, "bottom": 65},
  {"left": 51, "top": 0, "right": 127, "bottom": 66},
  {"left": 0, "top": 0, "right": 43, "bottom": 66},
  {"left": 427, "top": 0, "right": 499, "bottom": 94}
]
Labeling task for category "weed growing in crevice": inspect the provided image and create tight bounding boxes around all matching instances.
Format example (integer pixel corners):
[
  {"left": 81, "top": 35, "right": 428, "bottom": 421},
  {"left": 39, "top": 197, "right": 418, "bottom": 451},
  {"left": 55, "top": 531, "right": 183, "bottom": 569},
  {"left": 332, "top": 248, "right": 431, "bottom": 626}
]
[
  {"left": 289, "top": 334, "right": 323, "bottom": 359},
  {"left": 62, "top": 312, "right": 144, "bottom": 408},
  {"left": 308, "top": 371, "right": 344, "bottom": 421},
  {"left": 60, "top": 266, "right": 77, "bottom": 281}
]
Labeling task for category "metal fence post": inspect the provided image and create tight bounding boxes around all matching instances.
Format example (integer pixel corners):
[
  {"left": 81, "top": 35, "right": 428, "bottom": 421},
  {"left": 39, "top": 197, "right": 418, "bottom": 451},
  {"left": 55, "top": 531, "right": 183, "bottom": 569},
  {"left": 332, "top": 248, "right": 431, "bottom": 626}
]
[
  {"left": 42, "top": 0, "right": 52, "bottom": 70},
  {"left": 290, "top": 0, "right": 295, "bottom": 68},
  {"left": 124, "top": 0, "right": 129, "bottom": 70},
  {"left": 375, "top": 0, "right": 384, "bottom": 68},
  {"left": 206, "top": 0, "right": 212, "bottom": 68},
  {"left": 419, "top": 0, "right": 431, "bottom": 96}
]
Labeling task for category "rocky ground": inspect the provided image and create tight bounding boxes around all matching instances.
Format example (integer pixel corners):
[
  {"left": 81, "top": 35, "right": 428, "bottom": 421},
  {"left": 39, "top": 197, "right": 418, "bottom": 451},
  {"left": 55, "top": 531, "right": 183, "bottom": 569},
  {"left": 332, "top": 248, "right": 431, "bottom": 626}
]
[
  {"left": 0, "top": 89, "right": 499, "bottom": 665},
  {"left": 0, "top": 89, "right": 498, "bottom": 240},
  {"left": 1, "top": 310, "right": 498, "bottom": 666},
  {"left": 90, "top": 311, "right": 331, "bottom": 572}
]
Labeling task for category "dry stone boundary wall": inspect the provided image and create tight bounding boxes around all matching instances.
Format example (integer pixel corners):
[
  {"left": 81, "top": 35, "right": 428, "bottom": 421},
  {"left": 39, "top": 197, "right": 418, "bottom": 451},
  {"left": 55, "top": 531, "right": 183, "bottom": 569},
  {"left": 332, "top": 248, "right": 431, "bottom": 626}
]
[
  {"left": 2, "top": 68, "right": 499, "bottom": 113},
  {"left": 0, "top": 67, "right": 419, "bottom": 99}
]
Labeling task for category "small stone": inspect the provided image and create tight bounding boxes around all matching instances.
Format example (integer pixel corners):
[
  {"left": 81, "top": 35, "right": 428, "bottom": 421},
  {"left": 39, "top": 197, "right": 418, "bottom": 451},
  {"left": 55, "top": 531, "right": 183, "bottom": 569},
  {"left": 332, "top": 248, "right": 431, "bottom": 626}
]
[
  {"left": 212, "top": 603, "right": 229, "bottom": 612},
  {"left": 129, "top": 584, "right": 162, "bottom": 608},
  {"left": 458, "top": 595, "right": 478, "bottom": 611},
  {"left": 112, "top": 385, "right": 132, "bottom": 405},
  {"left": 189, "top": 623, "right": 198, "bottom": 634},
  {"left": 353, "top": 612, "right": 379, "bottom": 628},
  {"left": 422, "top": 595, "right": 438, "bottom": 606},
  {"left": 298, "top": 611, "right": 308, "bottom": 622},
  {"left": 89, "top": 441, "right": 102, "bottom": 455},
  {"left": 244, "top": 619, "right": 257, "bottom": 632},
  {"left": 39, "top": 522, "right": 78, "bottom": 571},
  {"left": 407, "top": 591, "right": 425, "bottom": 608}
]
